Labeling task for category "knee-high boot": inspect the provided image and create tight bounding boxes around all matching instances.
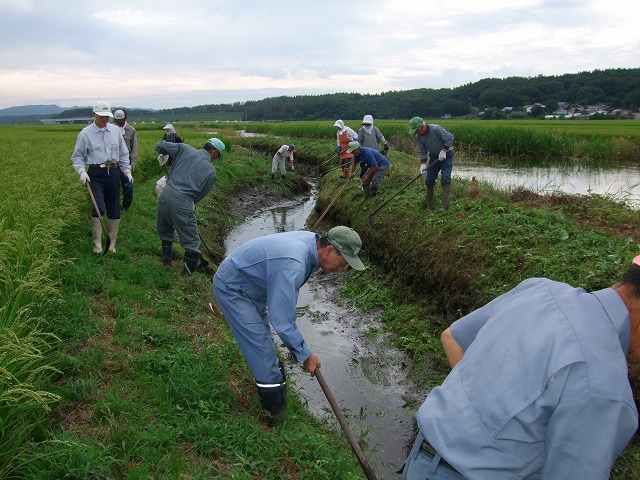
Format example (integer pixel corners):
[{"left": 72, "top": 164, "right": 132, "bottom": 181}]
[
  {"left": 162, "top": 240, "right": 173, "bottom": 266},
  {"left": 426, "top": 185, "right": 435, "bottom": 210},
  {"left": 256, "top": 363, "right": 287, "bottom": 427},
  {"left": 91, "top": 217, "right": 103, "bottom": 254},
  {"left": 107, "top": 219, "right": 120, "bottom": 253},
  {"left": 441, "top": 184, "right": 451, "bottom": 212},
  {"left": 183, "top": 250, "right": 200, "bottom": 276}
]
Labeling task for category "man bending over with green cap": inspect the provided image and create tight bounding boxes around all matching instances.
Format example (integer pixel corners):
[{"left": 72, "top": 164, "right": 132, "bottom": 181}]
[
  {"left": 213, "top": 226, "right": 366, "bottom": 426},
  {"left": 156, "top": 137, "right": 225, "bottom": 275}
]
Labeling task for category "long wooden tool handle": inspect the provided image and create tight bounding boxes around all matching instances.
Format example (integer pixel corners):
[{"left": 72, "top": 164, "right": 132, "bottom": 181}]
[
  {"left": 311, "top": 177, "right": 351, "bottom": 230},
  {"left": 315, "top": 367, "right": 378, "bottom": 480}
]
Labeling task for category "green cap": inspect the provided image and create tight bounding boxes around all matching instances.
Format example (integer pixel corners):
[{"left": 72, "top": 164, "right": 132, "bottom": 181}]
[
  {"left": 409, "top": 116, "right": 425, "bottom": 134},
  {"left": 347, "top": 141, "right": 360, "bottom": 153},
  {"left": 327, "top": 226, "right": 365, "bottom": 270},
  {"left": 207, "top": 137, "right": 226, "bottom": 157}
]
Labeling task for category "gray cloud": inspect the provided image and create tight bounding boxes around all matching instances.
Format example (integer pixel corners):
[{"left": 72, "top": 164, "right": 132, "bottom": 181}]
[{"left": 0, "top": 0, "right": 637, "bottom": 109}]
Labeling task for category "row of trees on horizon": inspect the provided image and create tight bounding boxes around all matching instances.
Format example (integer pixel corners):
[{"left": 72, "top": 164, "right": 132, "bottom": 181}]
[{"left": 56, "top": 68, "right": 640, "bottom": 122}]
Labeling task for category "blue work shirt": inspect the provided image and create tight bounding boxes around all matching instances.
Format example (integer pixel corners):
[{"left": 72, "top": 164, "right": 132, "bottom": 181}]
[
  {"left": 219, "top": 231, "right": 320, "bottom": 362},
  {"left": 415, "top": 123, "right": 454, "bottom": 161},
  {"left": 417, "top": 278, "right": 637, "bottom": 479},
  {"left": 351, "top": 146, "right": 390, "bottom": 169}
]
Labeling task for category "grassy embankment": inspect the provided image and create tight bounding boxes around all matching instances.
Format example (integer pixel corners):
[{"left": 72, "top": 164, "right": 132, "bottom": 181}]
[
  {"left": 0, "top": 124, "right": 366, "bottom": 479},
  {"left": 2, "top": 119, "right": 640, "bottom": 478},
  {"left": 240, "top": 119, "right": 640, "bottom": 479}
]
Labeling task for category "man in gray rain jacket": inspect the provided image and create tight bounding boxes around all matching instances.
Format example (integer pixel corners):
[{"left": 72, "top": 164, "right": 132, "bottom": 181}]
[{"left": 156, "top": 137, "right": 225, "bottom": 275}]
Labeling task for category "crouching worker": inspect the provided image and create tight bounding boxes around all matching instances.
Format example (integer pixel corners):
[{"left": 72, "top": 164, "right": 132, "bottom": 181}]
[
  {"left": 156, "top": 137, "right": 225, "bottom": 275},
  {"left": 346, "top": 141, "right": 391, "bottom": 197},
  {"left": 212, "top": 226, "right": 366, "bottom": 426},
  {"left": 400, "top": 256, "right": 640, "bottom": 479}
]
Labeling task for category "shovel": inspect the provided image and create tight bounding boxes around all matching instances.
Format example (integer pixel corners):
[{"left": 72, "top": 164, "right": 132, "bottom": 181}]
[
  {"left": 314, "top": 367, "right": 378, "bottom": 480},
  {"left": 85, "top": 181, "right": 111, "bottom": 255}
]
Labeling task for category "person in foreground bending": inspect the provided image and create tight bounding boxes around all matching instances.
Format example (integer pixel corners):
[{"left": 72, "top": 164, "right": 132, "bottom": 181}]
[
  {"left": 401, "top": 257, "right": 640, "bottom": 480},
  {"left": 212, "top": 226, "right": 366, "bottom": 426}
]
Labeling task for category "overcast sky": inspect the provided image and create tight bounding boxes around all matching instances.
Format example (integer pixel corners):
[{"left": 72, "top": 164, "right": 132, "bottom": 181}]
[{"left": 0, "top": 0, "right": 638, "bottom": 110}]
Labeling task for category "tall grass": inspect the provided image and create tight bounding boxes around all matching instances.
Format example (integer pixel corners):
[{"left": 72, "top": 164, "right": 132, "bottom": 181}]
[
  {"left": 242, "top": 119, "right": 640, "bottom": 163},
  {"left": 0, "top": 129, "right": 82, "bottom": 478},
  {"left": 0, "top": 124, "right": 368, "bottom": 479}
]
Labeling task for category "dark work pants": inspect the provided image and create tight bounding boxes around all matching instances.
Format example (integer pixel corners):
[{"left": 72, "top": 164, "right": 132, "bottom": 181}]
[
  {"left": 87, "top": 165, "right": 121, "bottom": 219},
  {"left": 120, "top": 169, "right": 133, "bottom": 205}
]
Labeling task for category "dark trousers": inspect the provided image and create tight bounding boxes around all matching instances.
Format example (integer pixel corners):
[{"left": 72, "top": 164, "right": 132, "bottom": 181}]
[
  {"left": 120, "top": 171, "right": 133, "bottom": 205},
  {"left": 87, "top": 166, "right": 121, "bottom": 219}
]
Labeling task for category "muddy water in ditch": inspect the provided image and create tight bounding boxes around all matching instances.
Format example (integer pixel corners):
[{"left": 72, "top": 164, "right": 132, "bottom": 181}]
[{"left": 223, "top": 190, "right": 418, "bottom": 479}]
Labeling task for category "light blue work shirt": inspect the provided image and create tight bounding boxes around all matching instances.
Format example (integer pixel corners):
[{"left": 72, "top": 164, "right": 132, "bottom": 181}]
[
  {"left": 415, "top": 124, "right": 454, "bottom": 161},
  {"left": 71, "top": 122, "right": 131, "bottom": 176},
  {"left": 216, "top": 231, "right": 320, "bottom": 363},
  {"left": 417, "top": 278, "right": 638, "bottom": 479}
]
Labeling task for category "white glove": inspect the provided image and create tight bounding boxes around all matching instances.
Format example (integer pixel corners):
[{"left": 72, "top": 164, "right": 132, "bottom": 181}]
[
  {"left": 438, "top": 150, "right": 447, "bottom": 161},
  {"left": 79, "top": 171, "right": 90, "bottom": 184},
  {"left": 126, "top": 173, "right": 134, "bottom": 185},
  {"left": 419, "top": 164, "right": 428, "bottom": 175},
  {"left": 158, "top": 154, "right": 169, "bottom": 166}
]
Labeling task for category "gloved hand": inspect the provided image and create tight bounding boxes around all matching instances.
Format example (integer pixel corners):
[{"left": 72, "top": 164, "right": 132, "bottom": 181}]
[
  {"left": 383, "top": 143, "right": 389, "bottom": 152},
  {"left": 420, "top": 164, "right": 428, "bottom": 175},
  {"left": 79, "top": 171, "right": 90, "bottom": 184},
  {"left": 126, "top": 173, "right": 134, "bottom": 184},
  {"left": 158, "top": 154, "right": 169, "bottom": 166},
  {"left": 438, "top": 150, "right": 447, "bottom": 161}
]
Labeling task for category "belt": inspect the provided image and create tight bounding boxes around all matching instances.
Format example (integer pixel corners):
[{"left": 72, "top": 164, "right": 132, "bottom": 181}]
[
  {"left": 421, "top": 440, "right": 461, "bottom": 475},
  {"left": 89, "top": 162, "right": 119, "bottom": 168}
]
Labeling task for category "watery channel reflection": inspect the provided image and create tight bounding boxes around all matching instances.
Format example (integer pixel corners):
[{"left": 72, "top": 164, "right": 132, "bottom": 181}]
[
  {"left": 223, "top": 190, "right": 416, "bottom": 479},
  {"left": 456, "top": 162, "right": 640, "bottom": 207}
]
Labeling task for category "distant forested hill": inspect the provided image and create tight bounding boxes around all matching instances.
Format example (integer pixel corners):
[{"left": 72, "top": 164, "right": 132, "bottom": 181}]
[
  {"left": 9, "top": 68, "right": 640, "bottom": 124},
  {"left": 234, "top": 68, "right": 640, "bottom": 120}
]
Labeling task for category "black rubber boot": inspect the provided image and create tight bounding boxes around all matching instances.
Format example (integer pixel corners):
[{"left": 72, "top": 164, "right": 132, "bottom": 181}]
[
  {"left": 271, "top": 173, "right": 275, "bottom": 181},
  {"left": 162, "top": 240, "right": 173, "bottom": 266},
  {"left": 183, "top": 250, "right": 200, "bottom": 276},
  {"left": 256, "top": 364, "right": 287, "bottom": 427},
  {"left": 369, "top": 186, "right": 378, "bottom": 197},
  {"left": 425, "top": 185, "right": 435, "bottom": 210}
]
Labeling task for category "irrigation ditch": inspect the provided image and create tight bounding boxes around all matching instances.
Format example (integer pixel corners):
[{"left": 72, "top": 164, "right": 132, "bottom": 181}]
[
  {"left": 226, "top": 132, "right": 640, "bottom": 478},
  {"left": 220, "top": 182, "right": 428, "bottom": 479}
]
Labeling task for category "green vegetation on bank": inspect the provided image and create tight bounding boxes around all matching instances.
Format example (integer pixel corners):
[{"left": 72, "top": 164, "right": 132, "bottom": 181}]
[
  {"left": 0, "top": 125, "right": 366, "bottom": 479},
  {"left": 2, "top": 120, "right": 640, "bottom": 478},
  {"left": 243, "top": 118, "right": 640, "bottom": 162}
]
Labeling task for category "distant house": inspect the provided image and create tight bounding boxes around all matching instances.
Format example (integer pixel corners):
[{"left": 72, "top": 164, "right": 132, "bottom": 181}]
[
  {"left": 524, "top": 103, "right": 545, "bottom": 113},
  {"left": 502, "top": 106, "right": 514, "bottom": 112},
  {"left": 611, "top": 109, "right": 634, "bottom": 119}
]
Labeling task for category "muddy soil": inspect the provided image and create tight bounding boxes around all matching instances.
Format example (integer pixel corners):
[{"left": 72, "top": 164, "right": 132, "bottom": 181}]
[{"left": 228, "top": 180, "right": 313, "bottom": 221}]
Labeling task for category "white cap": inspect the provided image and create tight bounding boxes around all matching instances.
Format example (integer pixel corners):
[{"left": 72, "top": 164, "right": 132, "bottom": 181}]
[
  {"left": 163, "top": 124, "right": 173, "bottom": 130},
  {"left": 93, "top": 101, "right": 113, "bottom": 117},
  {"left": 114, "top": 109, "right": 125, "bottom": 119}
]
